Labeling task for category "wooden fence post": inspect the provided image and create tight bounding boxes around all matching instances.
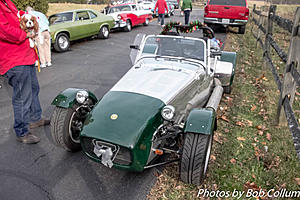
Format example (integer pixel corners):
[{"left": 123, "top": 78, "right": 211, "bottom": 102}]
[
  {"left": 256, "top": 13, "right": 263, "bottom": 48},
  {"left": 264, "top": 5, "right": 277, "bottom": 70},
  {"left": 276, "top": 7, "right": 300, "bottom": 125}
]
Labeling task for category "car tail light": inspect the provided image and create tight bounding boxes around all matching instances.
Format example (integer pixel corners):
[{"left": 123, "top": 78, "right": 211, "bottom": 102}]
[
  {"left": 204, "top": 6, "right": 208, "bottom": 16},
  {"left": 245, "top": 8, "right": 249, "bottom": 17}
]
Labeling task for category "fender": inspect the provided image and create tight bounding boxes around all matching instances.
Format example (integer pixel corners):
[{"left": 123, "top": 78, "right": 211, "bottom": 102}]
[
  {"left": 51, "top": 30, "right": 70, "bottom": 44},
  {"left": 100, "top": 22, "right": 111, "bottom": 30},
  {"left": 51, "top": 88, "right": 98, "bottom": 108},
  {"left": 220, "top": 51, "right": 236, "bottom": 86},
  {"left": 184, "top": 108, "right": 216, "bottom": 135}
]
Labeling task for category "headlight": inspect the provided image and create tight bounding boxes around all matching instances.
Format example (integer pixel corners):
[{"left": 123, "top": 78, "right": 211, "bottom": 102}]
[
  {"left": 161, "top": 105, "right": 175, "bottom": 121},
  {"left": 117, "top": 15, "right": 121, "bottom": 20},
  {"left": 76, "top": 90, "right": 88, "bottom": 104}
]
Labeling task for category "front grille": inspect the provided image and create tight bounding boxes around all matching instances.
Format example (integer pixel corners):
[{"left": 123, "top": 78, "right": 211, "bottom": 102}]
[{"left": 81, "top": 137, "right": 132, "bottom": 166}]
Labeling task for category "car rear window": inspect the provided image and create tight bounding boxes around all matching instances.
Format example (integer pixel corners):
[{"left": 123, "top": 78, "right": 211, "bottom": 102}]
[
  {"left": 49, "top": 12, "right": 73, "bottom": 25},
  {"left": 209, "top": 0, "right": 246, "bottom": 6}
]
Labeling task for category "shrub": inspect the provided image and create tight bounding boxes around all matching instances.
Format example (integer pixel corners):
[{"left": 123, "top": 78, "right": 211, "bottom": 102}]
[{"left": 12, "top": 0, "right": 49, "bottom": 14}]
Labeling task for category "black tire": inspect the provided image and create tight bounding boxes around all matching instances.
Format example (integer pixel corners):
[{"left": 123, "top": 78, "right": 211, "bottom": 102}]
[
  {"left": 143, "top": 18, "right": 150, "bottom": 26},
  {"left": 124, "top": 20, "right": 132, "bottom": 32},
  {"left": 50, "top": 106, "right": 82, "bottom": 152},
  {"left": 180, "top": 132, "right": 213, "bottom": 185},
  {"left": 223, "top": 85, "right": 232, "bottom": 94},
  {"left": 238, "top": 25, "right": 246, "bottom": 34},
  {"left": 53, "top": 33, "right": 70, "bottom": 52},
  {"left": 167, "top": 12, "right": 171, "bottom": 18},
  {"left": 98, "top": 25, "right": 110, "bottom": 39}
]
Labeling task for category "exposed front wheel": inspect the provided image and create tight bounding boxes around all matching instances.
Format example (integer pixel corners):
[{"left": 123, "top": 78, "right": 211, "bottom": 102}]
[
  {"left": 98, "top": 25, "right": 110, "bottom": 39},
  {"left": 124, "top": 20, "right": 132, "bottom": 32},
  {"left": 51, "top": 105, "right": 86, "bottom": 152},
  {"left": 180, "top": 132, "right": 213, "bottom": 185},
  {"left": 53, "top": 33, "right": 70, "bottom": 52},
  {"left": 239, "top": 25, "right": 246, "bottom": 34}
]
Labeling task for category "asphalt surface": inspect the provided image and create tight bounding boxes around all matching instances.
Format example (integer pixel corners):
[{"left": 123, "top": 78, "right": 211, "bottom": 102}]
[{"left": 0, "top": 9, "right": 226, "bottom": 200}]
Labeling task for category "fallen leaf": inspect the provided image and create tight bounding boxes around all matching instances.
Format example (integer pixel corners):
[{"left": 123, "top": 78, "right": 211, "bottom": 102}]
[
  {"left": 261, "top": 142, "right": 267, "bottom": 145},
  {"left": 266, "top": 133, "right": 271, "bottom": 141},
  {"left": 230, "top": 158, "right": 236, "bottom": 164},
  {"left": 247, "top": 120, "right": 253, "bottom": 127},
  {"left": 237, "top": 137, "right": 246, "bottom": 141},
  {"left": 220, "top": 115, "right": 230, "bottom": 122},
  {"left": 258, "top": 130, "right": 264, "bottom": 135},
  {"left": 295, "top": 178, "right": 300, "bottom": 185},
  {"left": 252, "top": 174, "right": 256, "bottom": 179},
  {"left": 236, "top": 121, "right": 244, "bottom": 126},
  {"left": 224, "top": 128, "right": 230, "bottom": 133},
  {"left": 251, "top": 105, "right": 257, "bottom": 111},
  {"left": 254, "top": 137, "right": 259, "bottom": 142},
  {"left": 296, "top": 91, "right": 300, "bottom": 96},
  {"left": 210, "top": 155, "right": 216, "bottom": 161},
  {"left": 256, "top": 125, "right": 263, "bottom": 130}
]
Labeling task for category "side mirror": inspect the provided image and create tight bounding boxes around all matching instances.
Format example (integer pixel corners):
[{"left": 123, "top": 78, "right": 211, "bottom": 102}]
[{"left": 130, "top": 44, "right": 139, "bottom": 50}]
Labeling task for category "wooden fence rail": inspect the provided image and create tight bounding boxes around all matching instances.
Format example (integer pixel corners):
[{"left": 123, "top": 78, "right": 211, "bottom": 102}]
[{"left": 251, "top": 5, "right": 300, "bottom": 160}]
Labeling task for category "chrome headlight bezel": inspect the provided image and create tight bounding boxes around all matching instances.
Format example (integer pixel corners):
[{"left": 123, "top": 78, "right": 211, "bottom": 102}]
[
  {"left": 76, "top": 90, "right": 89, "bottom": 104},
  {"left": 161, "top": 105, "right": 175, "bottom": 121}
]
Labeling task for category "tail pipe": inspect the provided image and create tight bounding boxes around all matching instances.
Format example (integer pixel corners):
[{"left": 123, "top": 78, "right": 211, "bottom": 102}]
[{"left": 206, "top": 78, "right": 223, "bottom": 111}]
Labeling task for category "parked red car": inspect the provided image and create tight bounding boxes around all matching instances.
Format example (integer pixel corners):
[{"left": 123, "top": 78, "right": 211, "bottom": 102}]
[
  {"left": 204, "top": 0, "right": 249, "bottom": 34},
  {"left": 107, "top": 3, "right": 153, "bottom": 32}
]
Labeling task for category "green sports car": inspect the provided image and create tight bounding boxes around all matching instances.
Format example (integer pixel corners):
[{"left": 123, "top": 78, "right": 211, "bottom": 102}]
[
  {"left": 50, "top": 25, "right": 236, "bottom": 185},
  {"left": 49, "top": 9, "right": 114, "bottom": 52}
]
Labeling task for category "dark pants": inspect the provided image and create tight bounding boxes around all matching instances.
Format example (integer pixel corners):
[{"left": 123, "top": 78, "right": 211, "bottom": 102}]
[
  {"left": 158, "top": 14, "right": 165, "bottom": 25},
  {"left": 184, "top": 10, "right": 191, "bottom": 25},
  {"left": 5, "top": 65, "right": 42, "bottom": 137}
]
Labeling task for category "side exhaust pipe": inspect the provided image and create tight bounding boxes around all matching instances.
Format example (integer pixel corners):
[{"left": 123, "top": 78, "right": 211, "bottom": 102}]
[{"left": 206, "top": 78, "right": 223, "bottom": 111}]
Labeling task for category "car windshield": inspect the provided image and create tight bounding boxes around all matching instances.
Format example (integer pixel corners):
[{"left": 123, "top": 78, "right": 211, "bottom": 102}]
[
  {"left": 108, "top": 5, "right": 132, "bottom": 13},
  {"left": 209, "top": 0, "right": 246, "bottom": 6},
  {"left": 136, "top": 57, "right": 204, "bottom": 72},
  {"left": 141, "top": 36, "right": 205, "bottom": 61},
  {"left": 49, "top": 12, "right": 73, "bottom": 25}
]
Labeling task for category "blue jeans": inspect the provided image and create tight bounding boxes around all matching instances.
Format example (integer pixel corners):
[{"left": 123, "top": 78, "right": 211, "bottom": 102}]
[
  {"left": 158, "top": 14, "right": 165, "bottom": 25},
  {"left": 5, "top": 65, "right": 42, "bottom": 137},
  {"left": 184, "top": 10, "right": 191, "bottom": 25}
]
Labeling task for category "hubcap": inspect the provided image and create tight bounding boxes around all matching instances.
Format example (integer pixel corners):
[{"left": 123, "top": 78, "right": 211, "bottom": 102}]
[
  {"left": 145, "top": 19, "right": 149, "bottom": 24},
  {"left": 102, "top": 27, "right": 109, "bottom": 37},
  {"left": 58, "top": 35, "right": 68, "bottom": 49},
  {"left": 127, "top": 22, "right": 131, "bottom": 30}
]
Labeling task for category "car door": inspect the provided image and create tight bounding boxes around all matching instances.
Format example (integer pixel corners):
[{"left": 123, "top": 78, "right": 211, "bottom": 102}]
[
  {"left": 130, "top": 4, "right": 140, "bottom": 26},
  {"left": 73, "top": 11, "right": 92, "bottom": 39},
  {"left": 88, "top": 10, "right": 101, "bottom": 35}
]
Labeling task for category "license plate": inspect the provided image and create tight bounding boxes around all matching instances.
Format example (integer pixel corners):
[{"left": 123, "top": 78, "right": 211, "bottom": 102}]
[{"left": 222, "top": 19, "right": 230, "bottom": 24}]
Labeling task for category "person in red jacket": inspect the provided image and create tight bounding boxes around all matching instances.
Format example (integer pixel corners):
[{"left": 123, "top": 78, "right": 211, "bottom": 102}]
[
  {"left": 154, "top": 0, "right": 168, "bottom": 26},
  {"left": 0, "top": 0, "right": 50, "bottom": 144}
]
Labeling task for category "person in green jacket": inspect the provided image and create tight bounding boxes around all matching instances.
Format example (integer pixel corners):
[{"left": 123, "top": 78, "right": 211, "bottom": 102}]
[{"left": 181, "top": 0, "right": 192, "bottom": 24}]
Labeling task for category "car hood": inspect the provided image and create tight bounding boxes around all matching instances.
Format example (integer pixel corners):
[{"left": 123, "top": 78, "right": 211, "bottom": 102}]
[
  {"left": 80, "top": 91, "right": 165, "bottom": 148},
  {"left": 111, "top": 63, "right": 198, "bottom": 104}
]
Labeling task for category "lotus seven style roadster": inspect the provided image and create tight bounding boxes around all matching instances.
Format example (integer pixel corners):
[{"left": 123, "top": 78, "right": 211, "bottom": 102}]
[{"left": 50, "top": 26, "right": 236, "bottom": 185}]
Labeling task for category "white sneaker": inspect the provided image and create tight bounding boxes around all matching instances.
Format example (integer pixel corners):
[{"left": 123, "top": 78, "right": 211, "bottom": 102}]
[
  {"left": 47, "top": 62, "right": 52, "bottom": 67},
  {"left": 40, "top": 64, "right": 47, "bottom": 68}
]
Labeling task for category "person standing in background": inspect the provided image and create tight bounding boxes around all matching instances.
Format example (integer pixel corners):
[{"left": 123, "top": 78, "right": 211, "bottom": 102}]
[
  {"left": 26, "top": 6, "right": 52, "bottom": 68},
  {"left": 0, "top": 0, "right": 50, "bottom": 144},
  {"left": 181, "top": 0, "right": 192, "bottom": 25},
  {"left": 154, "top": 0, "right": 168, "bottom": 27}
]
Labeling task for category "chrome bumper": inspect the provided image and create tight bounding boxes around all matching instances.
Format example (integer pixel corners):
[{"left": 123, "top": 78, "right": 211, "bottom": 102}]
[
  {"left": 204, "top": 17, "right": 247, "bottom": 26},
  {"left": 112, "top": 20, "right": 127, "bottom": 29}
]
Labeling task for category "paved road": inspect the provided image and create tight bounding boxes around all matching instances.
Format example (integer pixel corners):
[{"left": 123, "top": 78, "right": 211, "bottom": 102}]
[{"left": 0, "top": 10, "right": 226, "bottom": 200}]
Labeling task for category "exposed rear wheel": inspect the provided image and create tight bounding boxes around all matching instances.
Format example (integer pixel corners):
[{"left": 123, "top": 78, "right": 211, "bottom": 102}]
[
  {"left": 143, "top": 18, "right": 150, "bottom": 26},
  {"left": 223, "top": 85, "right": 232, "bottom": 94},
  {"left": 239, "top": 25, "right": 246, "bottom": 34},
  {"left": 180, "top": 132, "right": 213, "bottom": 185}
]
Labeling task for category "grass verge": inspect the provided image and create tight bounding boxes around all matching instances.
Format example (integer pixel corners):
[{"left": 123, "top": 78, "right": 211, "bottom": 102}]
[
  {"left": 47, "top": 3, "right": 105, "bottom": 16},
  {"left": 148, "top": 17, "right": 300, "bottom": 200}
]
